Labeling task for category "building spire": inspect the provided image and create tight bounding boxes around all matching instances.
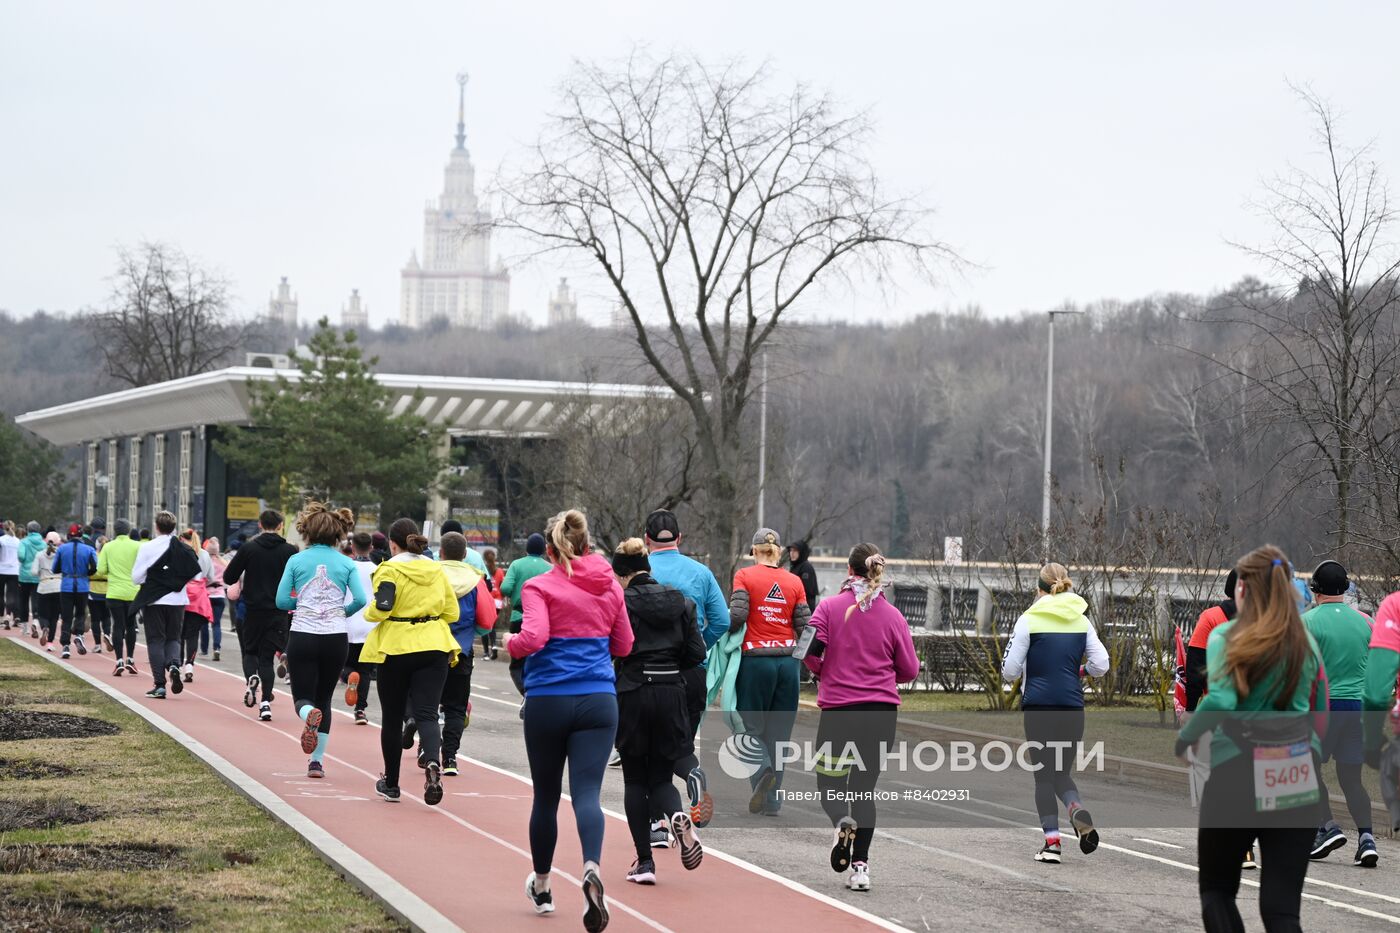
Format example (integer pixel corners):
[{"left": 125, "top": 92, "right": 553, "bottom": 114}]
[{"left": 454, "top": 71, "right": 469, "bottom": 151}]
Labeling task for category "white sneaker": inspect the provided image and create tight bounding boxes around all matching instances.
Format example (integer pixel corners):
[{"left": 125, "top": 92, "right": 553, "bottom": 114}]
[
  {"left": 182, "top": 662, "right": 194, "bottom": 682},
  {"left": 847, "top": 861, "right": 871, "bottom": 891},
  {"left": 259, "top": 701, "right": 272, "bottom": 722},
  {"left": 649, "top": 819, "right": 671, "bottom": 849}
]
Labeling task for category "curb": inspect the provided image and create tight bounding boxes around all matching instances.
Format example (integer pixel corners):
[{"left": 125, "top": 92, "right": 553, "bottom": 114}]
[{"left": 7, "top": 637, "right": 459, "bottom": 933}]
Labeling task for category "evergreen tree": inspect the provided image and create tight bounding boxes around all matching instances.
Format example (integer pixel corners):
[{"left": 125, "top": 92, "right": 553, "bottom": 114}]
[
  {"left": 0, "top": 417, "right": 73, "bottom": 524},
  {"left": 216, "top": 319, "right": 446, "bottom": 518}
]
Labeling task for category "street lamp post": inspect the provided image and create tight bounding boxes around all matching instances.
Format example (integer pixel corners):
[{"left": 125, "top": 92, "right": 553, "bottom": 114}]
[{"left": 1042, "top": 309, "right": 1082, "bottom": 556}]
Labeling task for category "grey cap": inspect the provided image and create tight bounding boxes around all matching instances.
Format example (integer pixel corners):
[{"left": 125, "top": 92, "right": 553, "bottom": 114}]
[
  {"left": 26, "top": 521, "right": 41, "bottom": 533},
  {"left": 752, "top": 527, "right": 781, "bottom": 548}
]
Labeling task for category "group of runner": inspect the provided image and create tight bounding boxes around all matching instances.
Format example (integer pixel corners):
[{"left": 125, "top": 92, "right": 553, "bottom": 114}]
[{"left": 5, "top": 507, "right": 1400, "bottom": 933}]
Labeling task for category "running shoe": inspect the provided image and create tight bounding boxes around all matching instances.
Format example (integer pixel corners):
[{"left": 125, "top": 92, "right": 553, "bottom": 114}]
[
  {"left": 686, "top": 766, "right": 714, "bottom": 828},
  {"left": 307, "top": 760, "right": 324, "bottom": 779},
  {"left": 300, "top": 708, "right": 323, "bottom": 754},
  {"left": 74, "top": 635, "right": 87, "bottom": 655},
  {"left": 831, "top": 816, "right": 857, "bottom": 872},
  {"left": 1311, "top": 824, "right": 1347, "bottom": 860},
  {"left": 424, "top": 761, "right": 443, "bottom": 806},
  {"left": 1355, "top": 836, "right": 1380, "bottom": 868},
  {"left": 102, "top": 634, "right": 114, "bottom": 653},
  {"left": 401, "top": 719, "right": 417, "bottom": 750},
  {"left": 748, "top": 767, "right": 777, "bottom": 815},
  {"left": 417, "top": 748, "right": 429, "bottom": 770},
  {"left": 354, "top": 710, "right": 368, "bottom": 725},
  {"left": 649, "top": 819, "right": 670, "bottom": 849},
  {"left": 581, "top": 866, "right": 608, "bottom": 933},
  {"left": 525, "top": 872, "right": 554, "bottom": 915},
  {"left": 1242, "top": 847, "right": 1257, "bottom": 870},
  {"left": 167, "top": 664, "right": 183, "bottom": 694},
  {"left": 607, "top": 748, "right": 623, "bottom": 768},
  {"left": 244, "top": 675, "right": 260, "bottom": 708},
  {"left": 375, "top": 776, "right": 400, "bottom": 802},
  {"left": 92, "top": 643, "right": 103, "bottom": 655},
  {"left": 1034, "top": 840, "right": 1062, "bottom": 864},
  {"left": 847, "top": 861, "right": 871, "bottom": 892},
  {"left": 259, "top": 701, "right": 272, "bottom": 722},
  {"left": 29, "top": 620, "right": 39, "bottom": 638},
  {"left": 145, "top": 686, "right": 166, "bottom": 699},
  {"left": 212, "top": 650, "right": 220, "bottom": 662},
  {"left": 113, "top": 661, "right": 124, "bottom": 677},
  {"left": 61, "top": 649, "right": 71, "bottom": 659},
  {"left": 626, "top": 859, "right": 657, "bottom": 885},
  {"left": 670, "top": 811, "right": 703, "bottom": 871},
  {"left": 344, "top": 671, "right": 360, "bottom": 708},
  {"left": 443, "top": 758, "right": 458, "bottom": 777},
  {"left": 182, "top": 662, "right": 194, "bottom": 683},
  {"left": 125, "top": 658, "right": 137, "bottom": 675},
  {"left": 276, "top": 652, "right": 288, "bottom": 681},
  {"left": 1069, "top": 806, "right": 1099, "bottom": 854}
]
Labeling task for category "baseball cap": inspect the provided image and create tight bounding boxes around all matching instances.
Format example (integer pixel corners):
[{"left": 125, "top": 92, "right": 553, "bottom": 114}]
[
  {"left": 752, "top": 527, "right": 781, "bottom": 548},
  {"left": 1310, "top": 560, "right": 1349, "bottom": 596},
  {"left": 645, "top": 509, "right": 681, "bottom": 543},
  {"left": 68, "top": 523, "right": 83, "bottom": 538}
]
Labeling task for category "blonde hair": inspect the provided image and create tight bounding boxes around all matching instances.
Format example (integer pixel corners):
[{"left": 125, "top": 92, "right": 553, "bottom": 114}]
[
  {"left": 615, "top": 537, "right": 646, "bottom": 557},
  {"left": 296, "top": 501, "right": 354, "bottom": 547},
  {"left": 1039, "top": 562, "right": 1073, "bottom": 595},
  {"left": 753, "top": 529, "right": 782, "bottom": 565},
  {"left": 848, "top": 542, "right": 886, "bottom": 608},
  {"left": 545, "top": 509, "right": 590, "bottom": 576}
]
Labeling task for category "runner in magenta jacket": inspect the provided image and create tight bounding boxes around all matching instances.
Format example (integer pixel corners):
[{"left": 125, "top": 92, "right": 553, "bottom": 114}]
[{"left": 801, "top": 543, "right": 918, "bottom": 893}]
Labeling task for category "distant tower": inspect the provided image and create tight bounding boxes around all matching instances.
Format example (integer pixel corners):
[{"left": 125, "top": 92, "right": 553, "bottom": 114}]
[
  {"left": 399, "top": 71, "right": 509, "bottom": 329},
  {"left": 611, "top": 300, "right": 633, "bottom": 331},
  {"left": 342, "top": 289, "right": 369, "bottom": 331},
  {"left": 268, "top": 277, "right": 298, "bottom": 327},
  {"left": 547, "top": 277, "right": 579, "bottom": 326}
]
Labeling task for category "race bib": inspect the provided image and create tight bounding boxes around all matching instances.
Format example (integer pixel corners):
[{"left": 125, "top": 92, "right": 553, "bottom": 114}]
[{"left": 1253, "top": 741, "right": 1319, "bottom": 812}]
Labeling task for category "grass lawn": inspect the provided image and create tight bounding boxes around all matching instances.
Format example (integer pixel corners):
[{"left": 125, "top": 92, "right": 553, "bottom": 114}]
[{"left": 0, "top": 640, "right": 403, "bottom": 932}]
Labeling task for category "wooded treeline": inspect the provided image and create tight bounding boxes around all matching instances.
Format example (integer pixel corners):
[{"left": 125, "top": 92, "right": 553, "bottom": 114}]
[{"left": 4, "top": 275, "right": 1392, "bottom": 581}]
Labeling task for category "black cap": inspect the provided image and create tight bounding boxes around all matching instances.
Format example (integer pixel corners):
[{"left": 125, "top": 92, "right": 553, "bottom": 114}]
[
  {"left": 1224, "top": 568, "right": 1237, "bottom": 600},
  {"left": 1310, "top": 560, "right": 1349, "bottom": 596},
  {"left": 441, "top": 519, "right": 464, "bottom": 536},
  {"left": 645, "top": 509, "right": 680, "bottom": 544}
]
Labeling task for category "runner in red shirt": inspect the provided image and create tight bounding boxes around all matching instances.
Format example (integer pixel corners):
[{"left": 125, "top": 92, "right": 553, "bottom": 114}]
[{"left": 729, "top": 528, "right": 811, "bottom": 816}]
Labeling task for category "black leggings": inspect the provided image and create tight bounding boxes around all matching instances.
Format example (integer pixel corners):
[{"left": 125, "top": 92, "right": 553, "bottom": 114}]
[
  {"left": 376, "top": 650, "right": 450, "bottom": 787},
  {"left": 108, "top": 600, "right": 138, "bottom": 660},
  {"left": 816, "top": 702, "right": 898, "bottom": 863},
  {"left": 89, "top": 598, "right": 110, "bottom": 640},
  {"left": 1023, "top": 706, "right": 1086, "bottom": 833},
  {"left": 17, "top": 581, "right": 37, "bottom": 624},
  {"left": 59, "top": 592, "right": 88, "bottom": 646},
  {"left": 343, "top": 641, "right": 373, "bottom": 713},
  {"left": 1198, "top": 754, "right": 1317, "bottom": 932},
  {"left": 523, "top": 692, "right": 618, "bottom": 875},
  {"left": 622, "top": 752, "right": 682, "bottom": 862},
  {"left": 39, "top": 592, "right": 60, "bottom": 640},
  {"left": 241, "top": 610, "right": 289, "bottom": 702},
  {"left": 440, "top": 652, "right": 474, "bottom": 762},
  {"left": 288, "top": 631, "right": 348, "bottom": 739},
  {"left": 182, "top": 612, "right": 206, "bottom": 665},
  {"left": 1318, "top": 762, "right": 1372, "bottom": 830},
  {"left": 0, "top": 574, "right": 16, "bottom": 617}
]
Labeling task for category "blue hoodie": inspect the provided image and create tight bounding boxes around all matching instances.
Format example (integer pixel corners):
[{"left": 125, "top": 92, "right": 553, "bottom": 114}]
[
  {"left": 17, "top": 532, "right": 44, "bottom": 584},
  {"left": 648, "top": 547, "right": 730, "bottom": 661}
]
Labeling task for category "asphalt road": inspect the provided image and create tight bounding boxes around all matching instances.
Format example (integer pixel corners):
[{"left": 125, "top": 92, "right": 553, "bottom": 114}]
[{"left": 106, "top": 630, "right": 1400, "bottom": 933}]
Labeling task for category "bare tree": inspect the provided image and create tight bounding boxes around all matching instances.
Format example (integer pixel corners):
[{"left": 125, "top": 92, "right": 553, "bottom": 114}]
[
  {"left": 87, "top": 242, "right": 247, "bottom": 387},
  {"left": 1204, "top": 88, "right": 1400, "bottom": 555},
  {"left": 494, "top": 52, "right": 953, "bottom": 574}
]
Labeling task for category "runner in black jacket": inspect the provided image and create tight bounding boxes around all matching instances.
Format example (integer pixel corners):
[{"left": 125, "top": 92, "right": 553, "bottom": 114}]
[
  {"left": 612, "top": 538, "right": 707, "bottom": 886},
  {"left": 788, "top": 540, "right": 819, "bottom": 612},
  {"left": 222, "top": 510, "right": 298, "bottom": 718}
]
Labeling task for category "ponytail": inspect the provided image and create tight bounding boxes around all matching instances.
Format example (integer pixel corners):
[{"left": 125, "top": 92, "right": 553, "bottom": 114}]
[
  {"left": 847, "top": 542, "right": 886, "bottom": 610},
  {"left": 545, "top": 509, "right": 590, "bottom": 576},
  {"left": 1039, "top": 562, "right": 1073, "bottom": 595},
  {"left": 388, "top": 517, "right": 428, "bottom": 555}
]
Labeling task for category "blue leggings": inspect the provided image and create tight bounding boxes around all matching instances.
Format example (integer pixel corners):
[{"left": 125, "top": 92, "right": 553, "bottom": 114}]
[{"left": 522, "top": 692, "right": 618, "bottom": 875}]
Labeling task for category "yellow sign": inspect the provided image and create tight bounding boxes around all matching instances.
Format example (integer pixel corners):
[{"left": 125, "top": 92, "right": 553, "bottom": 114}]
[{"left": 227, "top": 497, "right": 262, "bottom": 521}]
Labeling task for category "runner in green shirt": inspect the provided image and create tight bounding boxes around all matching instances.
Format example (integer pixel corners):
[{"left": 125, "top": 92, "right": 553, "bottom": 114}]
[{"left": 1300, "top": 560, "right": 1376, "bottom": 866}]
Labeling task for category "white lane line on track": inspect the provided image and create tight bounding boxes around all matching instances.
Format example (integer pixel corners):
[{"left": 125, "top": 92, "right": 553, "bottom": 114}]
[
  {"left": 181, "top": 679, "right": 677, "bottom": 933},
  {"left": 874, "top": 829, "right": 1072, "bottom": 892},
  {"left": 1132, "top": 838, "right": 1185, "bottom": 850},
  {"left": 920, "top": 796, "right": 1400, "bottom": 924},
  {"left": 192, "top": 656, "right": 911, "bottom": 932}
]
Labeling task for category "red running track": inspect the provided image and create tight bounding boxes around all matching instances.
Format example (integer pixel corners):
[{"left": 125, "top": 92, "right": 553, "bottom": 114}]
[{"left": 4, "top": 629, "right": 899, "bottom": 933}]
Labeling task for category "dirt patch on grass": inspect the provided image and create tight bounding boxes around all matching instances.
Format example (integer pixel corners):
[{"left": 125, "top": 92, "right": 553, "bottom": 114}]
[
  {"left": 0, "top": 797, "right": 104, "bottom": 832},
  {"left": 0, "top": 758, "right": 74, "bottom": 780},
  {"left": 0, "top": 897, "right": 187, "bottom": 932},
  {"left": 0, "top": 842, "right": 183, "bottom": 874},
  {"left": 0, "top": 708, "right": 119, "bottom": 741}
]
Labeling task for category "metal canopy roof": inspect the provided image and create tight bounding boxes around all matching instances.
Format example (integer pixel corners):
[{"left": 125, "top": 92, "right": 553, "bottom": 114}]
[{"left": 15, "top": 367, "right": 665, "bottom": 447}]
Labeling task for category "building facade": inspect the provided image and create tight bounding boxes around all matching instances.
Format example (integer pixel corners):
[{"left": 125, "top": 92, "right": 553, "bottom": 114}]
[
  {"left": 342, "top": 288, "right": 368, "bottom": 331},
  {"left": 547, "top": 277, "right": 578, "bottom": 326},
  {"left": 268, "top": 276, "right": 299, "bottom": 327},
  {"left": 399, "top": 74, "right": 509, "bottom": 329}
]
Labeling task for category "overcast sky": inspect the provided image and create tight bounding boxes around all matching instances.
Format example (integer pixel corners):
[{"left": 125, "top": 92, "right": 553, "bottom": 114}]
[{"left": 4, "top": 1, "right": 1398, "bottom": 328}]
